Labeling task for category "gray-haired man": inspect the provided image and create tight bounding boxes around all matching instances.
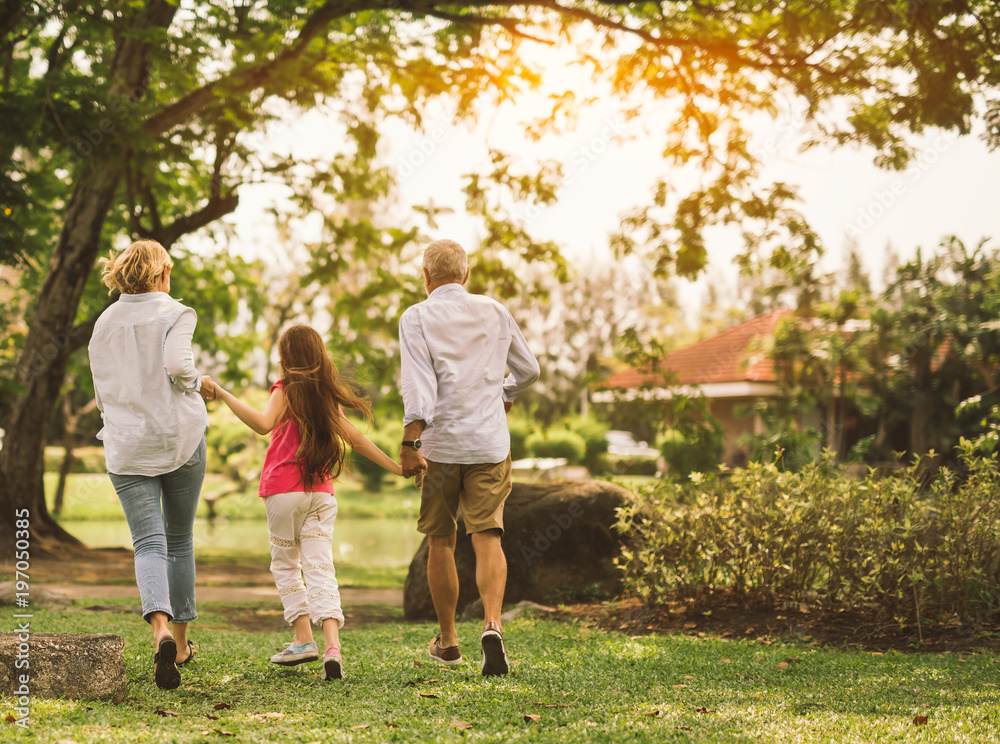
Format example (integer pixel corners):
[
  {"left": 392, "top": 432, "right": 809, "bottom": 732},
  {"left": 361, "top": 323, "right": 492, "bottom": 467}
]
[{"left": 399, "top": 239, "right": 539, "bottom": 676}]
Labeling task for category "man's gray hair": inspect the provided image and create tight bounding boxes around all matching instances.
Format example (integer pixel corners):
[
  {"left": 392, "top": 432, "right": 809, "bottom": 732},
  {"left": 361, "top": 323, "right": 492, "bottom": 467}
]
[{"left": 423, "top": 239, "right": 468, "bottom": 284}]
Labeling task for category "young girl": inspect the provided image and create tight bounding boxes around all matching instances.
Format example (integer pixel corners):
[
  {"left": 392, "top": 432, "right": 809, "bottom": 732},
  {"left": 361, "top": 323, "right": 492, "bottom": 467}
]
[{"left": 211, "top": 324, "right": 402, "bottom": 680}]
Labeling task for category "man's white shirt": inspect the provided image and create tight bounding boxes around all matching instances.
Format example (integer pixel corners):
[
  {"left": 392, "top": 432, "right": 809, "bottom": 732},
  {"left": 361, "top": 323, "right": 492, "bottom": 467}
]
[{"left": 399, "top": 283, "right": 539, "bottom": 464}]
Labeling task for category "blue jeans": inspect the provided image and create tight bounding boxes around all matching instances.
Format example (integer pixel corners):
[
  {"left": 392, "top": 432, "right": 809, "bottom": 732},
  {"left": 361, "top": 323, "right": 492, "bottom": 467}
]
[{"left": 109, "top": 436, "right": 206, "bottom": 624}]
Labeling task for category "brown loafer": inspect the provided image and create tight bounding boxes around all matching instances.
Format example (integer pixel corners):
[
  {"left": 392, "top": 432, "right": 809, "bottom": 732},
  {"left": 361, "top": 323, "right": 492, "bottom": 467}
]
[
  {"left": 428, "top": 635, "right": 463, "bottom": 666},
  {"left": 480, "top": 621, "right": 509, "bottom": 677}
]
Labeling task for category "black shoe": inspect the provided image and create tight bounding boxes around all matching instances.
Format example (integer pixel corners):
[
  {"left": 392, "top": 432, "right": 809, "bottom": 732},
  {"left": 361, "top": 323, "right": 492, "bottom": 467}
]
[
  {"left": 480, "top": 622, "right": 509, "bottom": 677},
  {"left": 154, "top": 637, "right": 181, "bottom": 690}
]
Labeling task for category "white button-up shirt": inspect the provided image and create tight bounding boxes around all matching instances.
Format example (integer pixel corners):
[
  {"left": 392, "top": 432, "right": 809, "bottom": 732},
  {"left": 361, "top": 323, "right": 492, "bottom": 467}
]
[
  {"left": 400, "top": 283, "right": 540, "bottom": 464},
  {"left": 89, "top": 292, "right": 209, "bottom": 475}
]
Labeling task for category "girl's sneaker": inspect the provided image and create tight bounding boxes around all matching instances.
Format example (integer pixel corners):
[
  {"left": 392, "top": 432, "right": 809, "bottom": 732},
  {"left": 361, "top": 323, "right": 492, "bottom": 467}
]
[
  {"left": 270, "top": 641, "right": 319, "bottom": 666},
  {"left": 322, "top": 646, "right": 343, "bottom": 680}
]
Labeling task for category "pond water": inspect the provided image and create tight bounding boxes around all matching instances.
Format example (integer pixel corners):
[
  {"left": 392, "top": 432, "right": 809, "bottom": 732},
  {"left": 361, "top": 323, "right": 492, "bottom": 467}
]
[{"left": 65, "top": 518, "right": 422, "bottom": 567}]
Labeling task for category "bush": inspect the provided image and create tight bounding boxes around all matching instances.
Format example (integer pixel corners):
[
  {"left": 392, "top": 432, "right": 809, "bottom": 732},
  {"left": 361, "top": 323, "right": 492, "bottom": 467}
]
[
  {"left": 659, "top": 424, "right": 723, "bottom": 480},
  {"left": 507, "top": 416, "right": 534, "bottom": 461},
  {"left": 603, "top": 453, "right": 659, "bottom": 476},
  {"left": 350, "top": 424, "right": 402, "bottom": 492},
  {"left": 44, "top": 446, "right": 107, "bottom": 474},
  {"left": 526, "top": 429, "right": 586, "bottom": 464},
  {"left": 615, "top": 447, "right": 1000, "bottom": 629},
  {"left": 564, "top": 416, "right": 609, "bottom": 473}
]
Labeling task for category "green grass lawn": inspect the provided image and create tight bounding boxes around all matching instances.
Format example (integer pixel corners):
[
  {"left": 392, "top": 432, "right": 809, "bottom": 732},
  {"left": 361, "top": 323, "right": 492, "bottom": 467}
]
[
  {"left": 15, "top": 599, "right": 1000, "bottom": 743},
  {"left": 45, "top": 473, "right": 421, "bottom": 521}
]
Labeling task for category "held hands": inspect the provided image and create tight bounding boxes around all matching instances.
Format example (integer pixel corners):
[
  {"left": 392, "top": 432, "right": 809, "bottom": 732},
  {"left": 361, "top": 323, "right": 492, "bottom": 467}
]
[
  {"left": 199, "top": 376, "right": 219, "bottom": 401},
  {"left": 400, "top": 446, "right": 428, "bottom": 479}
]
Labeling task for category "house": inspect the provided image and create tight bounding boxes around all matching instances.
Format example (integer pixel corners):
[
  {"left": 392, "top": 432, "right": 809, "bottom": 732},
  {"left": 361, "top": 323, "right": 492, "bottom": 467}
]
[{"left": 592, "top": 310, "right": 851, "bottom": 463}]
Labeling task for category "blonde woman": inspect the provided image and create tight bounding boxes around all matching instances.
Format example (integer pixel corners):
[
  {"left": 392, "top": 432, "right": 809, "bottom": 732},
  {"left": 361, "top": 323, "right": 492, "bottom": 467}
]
[{"left": 88, "top": 239, "right": 214, "bottom": 690}]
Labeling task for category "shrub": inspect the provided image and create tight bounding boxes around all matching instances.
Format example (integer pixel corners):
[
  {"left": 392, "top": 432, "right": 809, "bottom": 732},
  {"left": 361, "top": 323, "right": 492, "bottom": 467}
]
[
  {"left": 564, "top": 416, "right": 609, "bottom": 473},
  {"left": 659, "top": 422, "right": 723, "bottom": 480},
  {"left": 507, "top": 416, "right": 534, "bottom": 461},
  {"left": 350, "top": 427, "right": 401, "bottom": 492},
  {"left": 615, "top": 447, "right": 1000, "bottom": 629},
  {"left": 526, "top": 429, "right": 586, "bottom": 464},
  {"left": 603, "top": 453, "right": 659, "bottom": 476},
  {"left": 44, "top": 446, "right": 107, "bottom": 474}
]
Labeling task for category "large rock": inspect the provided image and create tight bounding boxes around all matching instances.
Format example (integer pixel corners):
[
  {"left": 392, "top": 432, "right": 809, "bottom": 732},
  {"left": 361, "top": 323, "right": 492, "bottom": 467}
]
[
  {"left": 0, "top": 633, "right": 128, "bottom": 704},
  {"left": 404, "top": 480, "right": 633, "bottom": 620}
]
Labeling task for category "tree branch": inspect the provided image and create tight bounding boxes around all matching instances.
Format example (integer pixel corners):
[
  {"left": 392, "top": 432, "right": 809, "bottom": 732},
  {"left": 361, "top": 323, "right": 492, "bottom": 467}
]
[
  {"left": 424, "top": 10, "right": 555, "bottom": 44},
  {"left": 150, "top": 192, "right": 240, "bottom": 249},
  {"left": 141, "top": 0, "right": 379, "bottom": 138}
]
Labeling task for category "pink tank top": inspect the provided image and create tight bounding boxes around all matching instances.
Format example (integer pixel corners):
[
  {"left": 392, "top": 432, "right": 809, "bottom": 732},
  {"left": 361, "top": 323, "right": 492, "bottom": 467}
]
[{"left": 258, "top": 380, "right": 336, "bottom": 498}]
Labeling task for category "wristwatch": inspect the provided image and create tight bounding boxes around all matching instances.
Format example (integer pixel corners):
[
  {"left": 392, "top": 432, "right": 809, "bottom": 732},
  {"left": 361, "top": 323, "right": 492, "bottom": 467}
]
[{"left": 401, "top": 439, "right": 422, "bottom": 450}]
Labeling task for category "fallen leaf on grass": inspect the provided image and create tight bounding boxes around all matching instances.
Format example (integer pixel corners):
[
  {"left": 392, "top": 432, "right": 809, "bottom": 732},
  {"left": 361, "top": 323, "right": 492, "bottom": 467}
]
[
  {"left": 645, "top": 710, "right": 661, "bottom": 717},
  {"left": 545, "top": 704, "right": 571, "bottom": 709},
  {"left": 719, "top": 658, "right": 732, "bottom": 664},
  {"left": 422, "top": 679, "right": 442, "bottom": 684},
  {"left": 684, "top": 675, "right": 694, "bottom": 680},
  {"left": 983, "top": 683, "right": 997, "bottom": 687},
  {"left": 696, "top": 707, "right": 714, "bottom": 714},
  {"left": 450, "top": 721, "right": 473, "bottom": 729},
  {"left": 391, "top": 637, "right": 403, "bottom": 642},
  {"left": 673, "top": 684, "right": 687, "bottom": 689},
  {"left": 213, "top": 703, "right": 232, "bottom": 711},
  {"left": 156, "top": 709, "right": 182, "bottom": 717},
  {"left": 785, "top": 658, "right": 802, "bottom": 664},
  {"left": 777, "top": 662, "right": 789, "bottom": 670},
  {"left": 524, "top": 714, "right": 541, "bottom": 723},
  {"left": 205, "top": 715, "right": 219, "bottom": 721},
  {"left": 200, "top": 730, "right": 235, "bottom": 737},
  {"left": 675, "top": 726, "right": 692, "bottom": 731},
  {"left": 386, "top": 723, "right": 400, "bottom": 728},
  {"left": 419, "top": 693, "right": 439, "bottom": 699},
  {"left": 413, "top": 660, "right": 422, "bottom": 668},
  {"left": 914, "top": 715, "right": 928, "bottom": 725},
  {"left": 257, "top": 712, "right": 285, "bottom": 720},
  {"left": 5, "top": 714, "right": 15, "bottom": 723},
  {"left": 351, "top": 724, "right": 371, "bottom": 730}
]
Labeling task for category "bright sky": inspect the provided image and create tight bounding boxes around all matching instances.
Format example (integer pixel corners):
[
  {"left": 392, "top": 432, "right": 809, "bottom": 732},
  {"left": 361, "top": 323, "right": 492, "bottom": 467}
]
[{"left": 227, "top": 40, "right": 1000, "bottom": 324}]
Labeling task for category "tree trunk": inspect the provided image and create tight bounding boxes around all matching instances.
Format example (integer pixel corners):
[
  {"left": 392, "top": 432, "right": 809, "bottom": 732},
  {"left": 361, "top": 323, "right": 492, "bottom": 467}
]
[
  {"left": 53, "top": 446, "right": 74, "bottom": 517},
  {"left": 0, "top": 162, "right": 121, "bottom": 556}
]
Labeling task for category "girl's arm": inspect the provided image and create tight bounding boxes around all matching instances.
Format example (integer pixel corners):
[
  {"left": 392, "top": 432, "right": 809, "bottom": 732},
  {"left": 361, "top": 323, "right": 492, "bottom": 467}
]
[
  {"left": 215, "top": 383, "right": 286, "bottom": 435},
  {"left": 340, "top": 415, "right": 404, "bottom": 476}
]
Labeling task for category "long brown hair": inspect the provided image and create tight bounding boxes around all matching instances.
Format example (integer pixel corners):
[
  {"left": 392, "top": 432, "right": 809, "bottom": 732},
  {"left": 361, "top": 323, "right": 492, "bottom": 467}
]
[{"left": 277, "top": 324, "right": 372, "bottom": 486}]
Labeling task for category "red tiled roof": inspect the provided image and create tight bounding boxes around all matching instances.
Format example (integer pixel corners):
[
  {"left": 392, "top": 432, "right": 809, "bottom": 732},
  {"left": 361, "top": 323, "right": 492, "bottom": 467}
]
[{"left": 605, "top": 309, "right": 792, "bottom": 389}]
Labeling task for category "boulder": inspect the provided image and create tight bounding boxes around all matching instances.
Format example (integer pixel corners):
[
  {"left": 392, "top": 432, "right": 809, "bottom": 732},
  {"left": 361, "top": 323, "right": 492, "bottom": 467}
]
[
  {"left": 0, "top": 633, "right": 128, "bottom": 704},
  {"left": 404, "top": 480, "right": 633, "bottom": 620}
]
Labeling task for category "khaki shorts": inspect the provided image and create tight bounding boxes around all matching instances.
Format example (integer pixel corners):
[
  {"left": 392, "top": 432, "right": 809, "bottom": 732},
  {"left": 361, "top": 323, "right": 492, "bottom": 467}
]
[{"left": 417, "top": 455, "right": 512, "bottom": 536}]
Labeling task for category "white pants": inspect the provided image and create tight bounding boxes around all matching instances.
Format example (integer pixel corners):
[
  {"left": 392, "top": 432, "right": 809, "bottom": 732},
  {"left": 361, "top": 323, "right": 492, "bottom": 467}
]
[{"left": 264, "top": 490, "right": 344, "bottom": 627}]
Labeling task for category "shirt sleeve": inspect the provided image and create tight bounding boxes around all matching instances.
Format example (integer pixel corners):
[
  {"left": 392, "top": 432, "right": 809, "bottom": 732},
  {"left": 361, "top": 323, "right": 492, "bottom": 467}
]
[
  {"left": 399, "top": 309, "right": 437, "bottom": 428},
  {"left": 502, "top": 309, "right": 540, "bottom": 403},
  {"left": 163, "top": 308, "right": 202, "bottom": 394}
]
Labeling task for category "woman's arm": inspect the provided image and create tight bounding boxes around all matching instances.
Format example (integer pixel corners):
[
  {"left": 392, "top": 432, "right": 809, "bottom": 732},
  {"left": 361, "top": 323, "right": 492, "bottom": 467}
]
[
  {"left": 215, "top": 383, "right": 286, "bottom": 436},
  {"left": 163, "top": 309, "right": 203, "bottom": 393},
  {"left": 340, "top": 415, "right": 404, "bottom": 476}
]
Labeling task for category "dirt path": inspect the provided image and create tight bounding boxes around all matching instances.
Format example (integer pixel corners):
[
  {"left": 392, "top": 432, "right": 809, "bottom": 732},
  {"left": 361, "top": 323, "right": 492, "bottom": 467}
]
[{"left": 43, "top": 583, "right": 401, "bottom": 606}]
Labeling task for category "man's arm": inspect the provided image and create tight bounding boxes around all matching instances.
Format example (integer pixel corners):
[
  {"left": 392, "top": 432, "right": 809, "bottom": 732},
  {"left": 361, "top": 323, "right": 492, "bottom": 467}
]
[
  {"left": 399, "top": 311, "right": 434, "bottom": 477},
  {"left": 502, "top": 310, "right": 540, "bottom": 404}
]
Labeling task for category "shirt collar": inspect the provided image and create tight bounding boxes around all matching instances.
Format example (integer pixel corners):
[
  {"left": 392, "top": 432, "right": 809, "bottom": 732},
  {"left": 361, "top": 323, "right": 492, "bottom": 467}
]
[
  {"left": 119, "top": 292, "right": 171, "bottom": 303},
  {"left": 428, "top": 283, "right": 467, "bottom": 299}
]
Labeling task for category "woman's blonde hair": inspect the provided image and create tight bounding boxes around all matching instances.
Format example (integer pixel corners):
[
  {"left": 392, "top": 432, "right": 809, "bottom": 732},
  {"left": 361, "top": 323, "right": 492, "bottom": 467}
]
[{"left": 99, "top": 239, "right": 173, "bottom": 295}]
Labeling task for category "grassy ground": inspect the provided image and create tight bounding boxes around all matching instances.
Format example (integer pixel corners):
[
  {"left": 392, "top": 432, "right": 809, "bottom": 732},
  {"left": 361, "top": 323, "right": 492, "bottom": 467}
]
[
  {"left": 45, "top": 473, "right": 421, "bottom": 521},
  {"left": 14, "top": 599, "right": 1000, "bottom": 743}
]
